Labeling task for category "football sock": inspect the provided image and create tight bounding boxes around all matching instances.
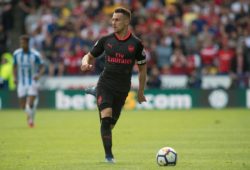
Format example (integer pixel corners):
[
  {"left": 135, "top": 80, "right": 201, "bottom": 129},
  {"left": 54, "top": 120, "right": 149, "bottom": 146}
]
[
  {"left": 30, "top": 106, "right": 36, "bottom": 121},
  {"left": 101, "top": 117, "right": 113, "bottom": 158},
  {"left": 25, "top": 105, "right": 32, "bottom": 118},
  {"left": 32, "top": 97, "right": 39, "bottom": 121},
  {"left": 26, "top": 104, "right": 36, "bottom": 121}
]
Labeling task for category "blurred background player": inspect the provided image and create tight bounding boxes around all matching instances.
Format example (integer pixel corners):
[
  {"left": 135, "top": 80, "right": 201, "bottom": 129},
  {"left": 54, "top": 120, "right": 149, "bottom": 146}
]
[
  {"left": 81, "top": 7, "right": 147, "bottom": 163},
  {"left": 13, "top": 35, "right": 45, "bottom": 128}
]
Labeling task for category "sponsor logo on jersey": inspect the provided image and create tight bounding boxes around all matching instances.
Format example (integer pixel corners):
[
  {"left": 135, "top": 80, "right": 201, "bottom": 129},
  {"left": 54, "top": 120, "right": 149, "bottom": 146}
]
[{"left": 107, "top": 56, "right": 132, "bottom": 64}]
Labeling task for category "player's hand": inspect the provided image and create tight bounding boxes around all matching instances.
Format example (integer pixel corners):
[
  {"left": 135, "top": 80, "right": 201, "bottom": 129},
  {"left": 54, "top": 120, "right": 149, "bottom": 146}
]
[
  {"left": 81, "top": 63, "right": 93, "bottom": 72},
  {"left": 137, "top": 91, "right": 147, "bottom": 104}
]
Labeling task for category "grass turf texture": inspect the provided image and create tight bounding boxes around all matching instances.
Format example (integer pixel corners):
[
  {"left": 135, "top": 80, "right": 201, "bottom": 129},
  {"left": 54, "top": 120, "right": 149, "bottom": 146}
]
[{"left": 0, "top": 109, "right": 250, "bottom": 170}]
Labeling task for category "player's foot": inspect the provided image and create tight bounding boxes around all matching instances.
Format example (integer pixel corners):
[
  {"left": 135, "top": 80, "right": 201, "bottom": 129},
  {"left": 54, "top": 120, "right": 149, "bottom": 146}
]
[
  {"left": 105, "top": 157, "right": 115, "bottom": 163},
  {"left": 27, "top": 117, "right": 34, "bottom": 128},
  {"left": 29, "top": 121, "right": 34, "bottom": 128},
  {"left": 84, "top": 86, "right": 97, "bottom": 97}
]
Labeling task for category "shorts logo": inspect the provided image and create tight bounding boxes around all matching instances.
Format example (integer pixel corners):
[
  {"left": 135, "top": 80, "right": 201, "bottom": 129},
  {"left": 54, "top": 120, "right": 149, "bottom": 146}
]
[
  {"left": 128, "top": 45, "right": 135, "bottom": 53},
  {"left": 98, "top": 95, "right": 103, "bottom": 105}
]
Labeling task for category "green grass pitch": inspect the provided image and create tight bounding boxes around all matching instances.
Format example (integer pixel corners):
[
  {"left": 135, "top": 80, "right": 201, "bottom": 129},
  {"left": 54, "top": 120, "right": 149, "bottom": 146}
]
[{"left": 0, "top": 109, "right": 250, "bottom": 170}]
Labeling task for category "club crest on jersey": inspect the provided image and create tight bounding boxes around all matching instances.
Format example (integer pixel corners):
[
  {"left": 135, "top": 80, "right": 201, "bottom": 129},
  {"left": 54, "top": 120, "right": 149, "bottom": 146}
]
[{"left": 128, "top": 45, "right": 135, "bottom": 53}]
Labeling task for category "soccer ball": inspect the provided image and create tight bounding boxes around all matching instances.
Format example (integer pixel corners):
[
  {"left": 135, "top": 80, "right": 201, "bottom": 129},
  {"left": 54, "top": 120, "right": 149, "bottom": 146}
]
[{"left": 156, "top": 147, "right": 177, "bottom": 166}]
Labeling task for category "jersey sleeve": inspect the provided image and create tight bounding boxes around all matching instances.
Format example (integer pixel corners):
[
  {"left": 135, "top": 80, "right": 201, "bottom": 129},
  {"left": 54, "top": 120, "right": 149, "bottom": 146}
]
[
  {"left": 90, "top": 37, "right": 106, "bottom": 58},
  {"left": 34, "top": 51, "right": 44, "bottom": 65},
  {"left": 136, "top": 42, "right": 146, "bottom": 65}
]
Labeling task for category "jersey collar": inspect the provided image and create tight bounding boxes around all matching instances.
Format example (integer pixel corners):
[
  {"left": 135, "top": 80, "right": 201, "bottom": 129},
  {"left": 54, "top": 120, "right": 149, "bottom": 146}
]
[
  {"left": 22, "top": 48, "right": 30, "bottom": 54},
  {"left": 114, "top": 31, "right": 131, "bottom": 41}
]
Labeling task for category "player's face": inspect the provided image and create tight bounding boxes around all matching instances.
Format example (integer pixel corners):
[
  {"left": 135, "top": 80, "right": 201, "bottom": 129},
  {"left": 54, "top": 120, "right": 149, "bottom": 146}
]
[
  {"left": 20, "top": 39, "right": 29, "bottom": 50},
  {"left": 112, "top": 13, "right": 128, "bottom": 33}
]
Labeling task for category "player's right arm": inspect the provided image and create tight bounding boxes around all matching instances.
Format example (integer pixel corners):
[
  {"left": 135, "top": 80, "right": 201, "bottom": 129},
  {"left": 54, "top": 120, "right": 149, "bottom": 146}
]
[
  {"left": 13, "top": 50, "right": 18, "bottom": 84},
  {"left": 81, "top": 52, "right": 95, "bottom": 72},
  {"left": 81, "top": 37, "right": 106, "bottom": 72}
]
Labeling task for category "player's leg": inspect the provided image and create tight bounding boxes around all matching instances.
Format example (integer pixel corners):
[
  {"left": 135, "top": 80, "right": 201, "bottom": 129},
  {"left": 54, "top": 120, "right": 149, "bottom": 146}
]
[
  {"left": 26, "top": 84, "right": 39, "bottom": 127},
  {"left": 17, "top": 85, "right": 32, "bottom": 126},
  {"left": 19, "top": 96, "right": 33, "bottom": 126},
  {"left": 17, "top": 85, "right": 27, "bottom": 110},
  {"left": 26, "top": 95, "right": 37, "bottom": 127},
  {"left": 84, "top": 86, "right": 97, "bottom": 97},
  {"left": 17, "top": 85, "right": 31, "bottom": 121},
  {"left": 96, "top": 85, "right": 115, "bottom": 162},
  {"left": 111, "top": 92, "right": 128, "bottom": 129},
  {"left": 100, "top": 108, "right": 114, "bottom": 162}
]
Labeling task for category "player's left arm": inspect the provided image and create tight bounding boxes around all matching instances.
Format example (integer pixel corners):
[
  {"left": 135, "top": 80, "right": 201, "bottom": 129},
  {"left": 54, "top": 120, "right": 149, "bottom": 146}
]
[
  {"left": 34, "top": 52, "right": 45, "bottom": 81},
  {"left": 81, "top": 36, "right": 106, "bottom": 72},
  {"left": 34, "top": 64, "right": 45, "bottom": 81},
  {"left": 136, "top": 42, "right": 147, "bottom": 104},
  {"left": 137, "top": 64, "right": 147, "bottom": 104}
]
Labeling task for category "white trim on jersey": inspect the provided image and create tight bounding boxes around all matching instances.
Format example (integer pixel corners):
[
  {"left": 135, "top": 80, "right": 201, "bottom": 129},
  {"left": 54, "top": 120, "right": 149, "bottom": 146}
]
[{"left": 137, "top": 59, "right": 146, "bottom": 65}]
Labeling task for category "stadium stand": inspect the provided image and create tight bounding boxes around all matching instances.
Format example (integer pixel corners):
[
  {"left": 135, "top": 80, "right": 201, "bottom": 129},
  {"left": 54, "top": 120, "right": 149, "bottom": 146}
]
[{"left": 0, "top": 0, "right": 250, "bottom": 89}]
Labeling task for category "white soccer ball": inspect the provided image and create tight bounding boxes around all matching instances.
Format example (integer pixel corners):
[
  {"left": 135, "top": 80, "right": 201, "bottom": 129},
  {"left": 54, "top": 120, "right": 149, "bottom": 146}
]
[{"left": 156, "top": 147, "right": 177, "bottom": 166}]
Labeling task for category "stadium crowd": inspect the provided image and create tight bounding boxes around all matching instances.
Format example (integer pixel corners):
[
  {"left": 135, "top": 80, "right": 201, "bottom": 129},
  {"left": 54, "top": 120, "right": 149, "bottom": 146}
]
[{"left": 0, "top": 0, "right": 250, "bottom": 89}]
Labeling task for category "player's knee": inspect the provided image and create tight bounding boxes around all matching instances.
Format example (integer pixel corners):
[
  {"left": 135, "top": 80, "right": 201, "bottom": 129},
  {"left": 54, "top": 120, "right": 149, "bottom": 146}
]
[
  {"left": 101, "top": 117, "right": 113, "bottom": 129},
  {"left": 101, "top": 108, "right": 112, "bottom": 118}
]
